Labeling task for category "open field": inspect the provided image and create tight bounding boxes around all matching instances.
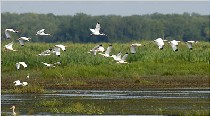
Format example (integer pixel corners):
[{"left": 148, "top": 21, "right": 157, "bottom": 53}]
[{"left": 1, "top": 41, "right": 209, "bottom": 92}]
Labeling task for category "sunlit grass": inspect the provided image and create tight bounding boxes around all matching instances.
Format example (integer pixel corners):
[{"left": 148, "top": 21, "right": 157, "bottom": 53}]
[{"left": 1, "top": 41, "right": 209, "bottom": 91}]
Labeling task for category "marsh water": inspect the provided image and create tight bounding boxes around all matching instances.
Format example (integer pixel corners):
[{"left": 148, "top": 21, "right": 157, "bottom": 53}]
[{"left": 1, "top": 88, "right": 210, "bottom": 115}]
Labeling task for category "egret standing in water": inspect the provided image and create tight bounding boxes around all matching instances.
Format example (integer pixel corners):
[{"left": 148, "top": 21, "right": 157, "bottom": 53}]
[{"left": 10, "top": 105, "right": 16, "bottom": 116}]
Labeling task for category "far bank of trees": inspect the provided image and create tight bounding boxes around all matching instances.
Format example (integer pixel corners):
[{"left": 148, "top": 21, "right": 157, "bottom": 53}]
[{"left": 1, "top": 12, "right": 209, "bottom": 43}]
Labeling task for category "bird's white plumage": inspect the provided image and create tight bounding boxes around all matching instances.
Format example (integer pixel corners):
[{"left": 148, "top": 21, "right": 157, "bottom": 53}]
[
  {"left": 13, "top": 80, "right": 22, "bottom": 86},
  {"left": 111, "top": 52, "right": 122, "bottom": 61},
  {"left": 117, "top": 53, "right": 129, "bottom": 64},
  {"left": 36, "top": 29, "right": 50, "bottom": 35},
  {"left": 90, "top": 22, "right": 106, "bottom": 36},
  {"left": 5, "top": 29, "right": 18, "bottom": 39},
  {"left": 10, "top": 105, "right": 16, "bottom": 116},
  {"left": 186, "top": 41, "right": 198, "bottom": 50},
  {"left": 89, "top": 44, "right": 105, "bottom": 55},
  {"left": 53, "top": 47, "right": 61, "bottom": 56},
  {"left": 154, "top": 38, "right": 166, "bottom": 50},
  {"left": 55, "top": 44, "right": 66, "bottom": 51},
  {"left": 38, "top": 49, "right": 52, "bottom": 56},
  {"left": 17, "top": 37, "right": 31, "bottom": 46},
  {"left": 16, "top": 62, "right": 27, "bottom": 70},
  {"left": 4, "top": 42, "right": 17, "bottom": 51},
  {"left": 99, "top": 45, "right": 112, "bottom": 57},
  {"left": 41, "top": 62, "right": 55, "bottom": 67},
  {"left": 169, "top": 40, "right": 180, "bottom": 51},
  {"left": 130, "top": 43, "right": 142, "bottom": 54},
  {"left": 13, "top": 80, "right": 28, "bottom": 86}
]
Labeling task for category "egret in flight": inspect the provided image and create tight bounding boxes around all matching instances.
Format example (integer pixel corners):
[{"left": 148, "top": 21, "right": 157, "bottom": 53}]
[{"left": 90, "top": 22, "right": 107, "bottom": 36}]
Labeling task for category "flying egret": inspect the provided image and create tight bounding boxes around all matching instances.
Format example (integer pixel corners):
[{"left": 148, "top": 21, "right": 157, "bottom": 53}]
[
  {"left": 13, "top": 80, "right": 22, "bottom": 86},
  {"left": 88, "top": 44, "right": 105, "bottom": 55},
  {"left": 4, "top": 42, "right": 17, "bottom": 51},
  {"left": 117, "top": 53, "right": 129, "bottom": 64},
  {"left": 90, "top": 22, "right": 107, "bottom": 36},
  {"left": 5, "top": 29, "right": 18, "bottom": 39},
  {"left": 36, "top": 29, "right": 50, "bottom": 36},
  {"left": 186, "top": 41, "right": 198, "bottom": 50},
  {"left": 111, "top": 52, "right": 122, "bottom": 61},
  {"left": 41, "top": 62, "right": 56, "bottom": 68},
  {"left": 130, "top": 43, "right": 144, "bottom": 54},
  {"left": 99, "top": 45, "right": 112, "bottom": 57},
  {"left": 22, "top": 82, "right": 28, "bottom": 86},
  {"left": 38, "top": 49, "right": 52, "bottom": 56},
  {"left": 154, "top": 38, "right": 168, "bottom": 50},
  {"left": 13, "top": 80, "right": 28, "bottom": 86},
  {"left": 169, "top": 40, "right": 181, "bottom": 51},
  {"left": 16, "top": 62, "right": 27, "bottom": 70},
  {"left": 17, "top": 37, "right": 31, "bottom": 46},
  {"left": 10, "top": 105, "right": 16, "bottom": 116},
  {"left": 52, "top": 47, "right": 61, "bottom": 57},
  {"left": 55, "top": 44, "right": 67, "bottom": 51}
]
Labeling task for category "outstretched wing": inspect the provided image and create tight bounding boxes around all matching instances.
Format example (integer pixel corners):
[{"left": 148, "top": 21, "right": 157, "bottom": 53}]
[
  {"left": 16, "top": 63, "right": 20, "bottom": 70},
  {"left": 121, "top": 53, "right": 128, "bottom": 61},
  {"left": 130, "top": 45, "right": 136, "bottom": 54},
  {"left": 186, "top": 42, "right": 193, "bottom": 49},
  {"left": 19, "top": 62, "right": 27, "bottom": 68},
  {"left": 19, "top": 40, "right": 25, "bottom": 46},
  {"left": 105, "top": 45, "right": 112, "bottom": 55}
]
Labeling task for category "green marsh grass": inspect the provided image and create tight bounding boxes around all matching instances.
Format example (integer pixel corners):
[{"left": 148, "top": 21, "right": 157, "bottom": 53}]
[{"left": 1, "top": 41, "right": 209, "bottom": 91}]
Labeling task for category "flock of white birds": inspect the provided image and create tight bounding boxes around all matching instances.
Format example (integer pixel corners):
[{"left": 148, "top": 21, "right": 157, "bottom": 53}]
[
  {"left": 4, "top": 22, "right": 199, "bottom": 87},
  {"left": 4, "top": 22, "right": 199, "bottom": 115}
]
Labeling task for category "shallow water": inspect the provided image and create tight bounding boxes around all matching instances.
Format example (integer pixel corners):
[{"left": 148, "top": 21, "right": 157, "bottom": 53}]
[{"left": 1, "top": 88, "right": 210, "bottom": 115}]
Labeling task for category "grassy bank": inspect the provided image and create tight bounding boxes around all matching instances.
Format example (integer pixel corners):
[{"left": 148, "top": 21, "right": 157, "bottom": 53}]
[{"left": 1, "top": 41, "right": 209, "bottom": 92}]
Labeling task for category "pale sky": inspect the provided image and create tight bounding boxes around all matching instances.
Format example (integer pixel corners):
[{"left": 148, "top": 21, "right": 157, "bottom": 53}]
[{"left": 1, "top": 1, "right": 209, "bottom": 16}]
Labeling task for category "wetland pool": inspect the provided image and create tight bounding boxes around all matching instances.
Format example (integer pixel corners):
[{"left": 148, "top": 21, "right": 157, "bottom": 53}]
[{"left": 1, "top": 88, "right": 210, "bottom": 115}]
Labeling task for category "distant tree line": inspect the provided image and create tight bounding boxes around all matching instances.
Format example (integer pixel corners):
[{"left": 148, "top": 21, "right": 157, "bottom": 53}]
[{"left": 1, "top": 12, "right": 209, "bottom": 43}]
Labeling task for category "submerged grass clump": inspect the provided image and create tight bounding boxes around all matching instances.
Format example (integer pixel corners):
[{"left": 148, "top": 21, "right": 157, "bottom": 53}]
[
  {"left": 36, "top": 99, "right": 105, "bottom": 115},
  {"left": 12, "top": 85, "right": 45, "bottom": 93}
]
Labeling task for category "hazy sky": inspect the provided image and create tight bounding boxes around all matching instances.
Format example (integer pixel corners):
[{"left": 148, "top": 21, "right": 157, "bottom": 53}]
[{"left": 1, "top": 1, "right": 209, "bottom": 16}]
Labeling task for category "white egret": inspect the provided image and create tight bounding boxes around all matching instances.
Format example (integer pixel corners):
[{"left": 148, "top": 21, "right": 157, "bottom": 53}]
[
  {"left": 5, "top": 29, "right": 18, "bottom": 39},
  {"left": 55, "top": 44, "right": 67, "bottom": 51},
  {"left": 130, "top": 43, "right": 144, "bottom": 54},
  {"left": 41, "top": 62, "right": 56, "bottom": 68},
  {"left": 22, "top": 82, "right": 28, "bottom": 86},
  {"left": 154, "top": 38, "right": 168, "bottom": 50},
  {"left": 52, "top": 47, "right": 61, "bottom": 57},
  {"left": 90, "top": 22, "right": 107, "bottom": 36},
  {"left": 111, "top": 52, "right": 122, "bottom": 61},
  {"left": 17, "top": 37, "right": 31, "bottom": 46},
  {"left": 186, "top": 41, "right": 198, "bottom": 50},
  {"left": 4, "top": 42, "right": 17, "bottom": 51},
  {"left": 36, "top": 29, "right": 50, "bottom": 36},
  {"left": 16, "top": 62, "right": 27, "bottom": 70},
  {"left": 99, "top": 45, "right": 112, "bottom": 57},
  {"left": 10, "top": 105, "right": 16, "bottom": 116},
  {"left": 38, "top": 49, "right": 52, "bottom": 56},
  {"left": 13, "top": 80, "right": 22, "bottom": 86},
  {"left": 117, "top": 53, "right": 129, "bottom": 64},
  {"left": 169, "top": 40, "right": 181, "bottom": 51},
  {"left": 88, "top": 44, "right": 105, "bottom": 55}
]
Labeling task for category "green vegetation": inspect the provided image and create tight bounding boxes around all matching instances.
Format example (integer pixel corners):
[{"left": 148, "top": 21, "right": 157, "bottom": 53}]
[
  {"left": 1, "top": 41, "right": 209, "bottom": 92},
  {"left": 33, "top": 98, "right": 209, "bottom": 115},
  {"left": 1, "top": 12, "right": 209, "bottom": 43}
]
